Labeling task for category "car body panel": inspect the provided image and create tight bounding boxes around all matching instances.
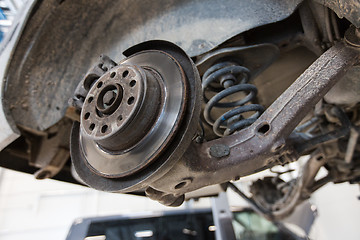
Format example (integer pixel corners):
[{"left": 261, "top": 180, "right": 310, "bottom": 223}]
[
  {"left": 0, "top": 0, "right": 37, "bottom": 151},
  {"left": 1, "top": 0, "right": 302, "bottom": 137}
]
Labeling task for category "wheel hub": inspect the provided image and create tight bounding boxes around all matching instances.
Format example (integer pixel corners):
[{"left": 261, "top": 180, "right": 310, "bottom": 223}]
[
  {"left": 70, "top": 41, "right": 201, "bottom": 196},
  {"left": 81, "top": 64, "right": 162, "bottom": 152},
  {"left": 78, "top": 52, "right": 189, "bottom": 178}
]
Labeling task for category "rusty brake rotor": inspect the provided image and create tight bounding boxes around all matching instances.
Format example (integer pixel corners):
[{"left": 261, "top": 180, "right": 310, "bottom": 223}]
[{"left": 71, "top": 40, "right": 201, "bottom": 192}]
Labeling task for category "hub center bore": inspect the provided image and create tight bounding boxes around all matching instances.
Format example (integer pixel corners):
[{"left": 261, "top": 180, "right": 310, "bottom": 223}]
[{"left": 96, "top": 84, "right": 123, "bottom": 115}]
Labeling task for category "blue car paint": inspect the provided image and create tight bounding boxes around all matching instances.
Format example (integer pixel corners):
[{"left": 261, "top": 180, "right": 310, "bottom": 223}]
[{"left": 0, "top": 8, "right": 6, "bottom": 42}]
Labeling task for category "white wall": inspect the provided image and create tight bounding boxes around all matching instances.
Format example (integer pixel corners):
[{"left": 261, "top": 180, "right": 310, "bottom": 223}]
[
  {"left": 0, "top": 168, "right": 210, "bottom": 240},
  {"left": 309, "top": 182, "right": 360, "bottom": 240},
  {"left": 0, "top": 167, "right": 359, "bottom": 240}
]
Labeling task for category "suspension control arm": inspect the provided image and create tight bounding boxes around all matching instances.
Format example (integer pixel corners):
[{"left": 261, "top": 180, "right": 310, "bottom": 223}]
[{"left": 149, "top": 42, "right": 360, "bottom": 200}]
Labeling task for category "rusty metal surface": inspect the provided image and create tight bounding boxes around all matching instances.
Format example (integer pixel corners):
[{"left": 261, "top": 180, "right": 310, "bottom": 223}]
[
  {"left": 81, "top": 64, "right": 163, "bottom": 152},
  {"left": 78, "top": 51, "right": 188, "bottom": 178},
  {"left": 3, "top": 0, "right": 303, "bottom": 132},
  {"left": 247, "top": 106, "right": 359, "bottom": 220},
  {"left": 71, "top": 40, "right": 202, "bottom": 193},
  {"left": 150, "top": 42, "right": 360, "bottom": 195}
]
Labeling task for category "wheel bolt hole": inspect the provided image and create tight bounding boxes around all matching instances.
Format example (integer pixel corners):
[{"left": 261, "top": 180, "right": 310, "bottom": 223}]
[
  {"left": 97, "top": 82, "right": 103, "bottom": 88},
  {"left": 101, "top": 125, "right": 108, "bottom": 133},
  {"left": 88, "top": 97, "right": 94, "bottom": 103},
  {"left": 84, "top": 112, "right": 90, "bottom": 120},
  {"left": 127, "top": 97, "right": 135, "bottom": 105},
  {"left": 118, "top": 115, "right": 123, "bottom": 121},
  {"left": 130, "top": 80, "right": 136, "bottom": 87},
  {"left": 122, "top": 70, "right": 129, "bottom": 78},
  {"left": 110, "top": 72, "right": 116, "bottom": 78},
  {"left": 89, "top": 123, "right": 95, "bottom": 131}
]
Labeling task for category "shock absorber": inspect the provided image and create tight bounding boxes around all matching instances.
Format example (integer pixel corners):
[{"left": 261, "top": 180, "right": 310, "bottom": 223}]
[{"left": 202, "top": 61, "right": 265, "bottom": 137}]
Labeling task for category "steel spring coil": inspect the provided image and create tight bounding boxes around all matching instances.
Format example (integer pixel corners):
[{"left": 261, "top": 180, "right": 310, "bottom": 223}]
[{"left": 202, "top": 61, "right": 264, "bottom": 137}]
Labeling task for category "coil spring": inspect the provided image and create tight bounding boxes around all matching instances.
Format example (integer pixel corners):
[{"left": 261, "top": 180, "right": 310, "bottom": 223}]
[{"left": 202, "top": 61, "right": 264, "bottom": 137}]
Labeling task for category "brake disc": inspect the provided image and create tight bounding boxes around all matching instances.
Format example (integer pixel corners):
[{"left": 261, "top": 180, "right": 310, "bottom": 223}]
[{"left": 70, "top": 41, "right": 201, "bottom": 194}]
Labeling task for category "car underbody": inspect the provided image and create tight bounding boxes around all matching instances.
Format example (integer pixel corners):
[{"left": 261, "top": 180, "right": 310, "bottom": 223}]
[{"left": 0, "top": 0, "right": 359, "bottom": 221}]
